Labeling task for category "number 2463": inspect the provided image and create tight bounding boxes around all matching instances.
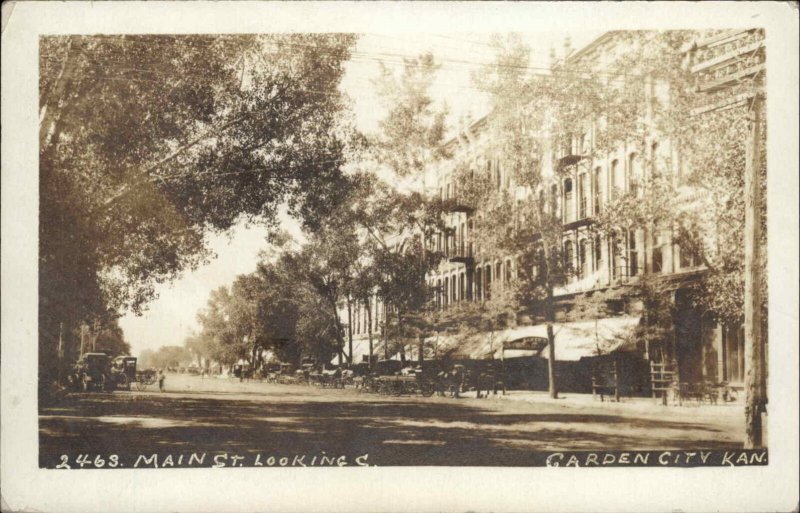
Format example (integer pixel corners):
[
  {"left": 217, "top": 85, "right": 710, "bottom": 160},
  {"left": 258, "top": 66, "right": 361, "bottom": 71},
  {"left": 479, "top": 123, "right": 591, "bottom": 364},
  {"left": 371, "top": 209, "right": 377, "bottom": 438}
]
[{"left": 56, "top": 454, "right": 120, "bottom": 468}]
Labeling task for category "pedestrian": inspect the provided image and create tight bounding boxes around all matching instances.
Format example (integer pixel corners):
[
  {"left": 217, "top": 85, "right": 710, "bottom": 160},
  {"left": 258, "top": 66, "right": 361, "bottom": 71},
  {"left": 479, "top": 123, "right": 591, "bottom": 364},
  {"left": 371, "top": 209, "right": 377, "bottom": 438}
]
[{"left": 158, "top": 369, "right": 165, "bottom": 392}]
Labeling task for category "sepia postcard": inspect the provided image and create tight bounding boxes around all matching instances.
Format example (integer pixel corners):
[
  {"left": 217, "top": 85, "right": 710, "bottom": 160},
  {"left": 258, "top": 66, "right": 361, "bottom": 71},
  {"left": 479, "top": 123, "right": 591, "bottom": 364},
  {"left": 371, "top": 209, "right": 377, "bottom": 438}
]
[{"left": 2, "top": 1, "right": 798, "bottom": 512}]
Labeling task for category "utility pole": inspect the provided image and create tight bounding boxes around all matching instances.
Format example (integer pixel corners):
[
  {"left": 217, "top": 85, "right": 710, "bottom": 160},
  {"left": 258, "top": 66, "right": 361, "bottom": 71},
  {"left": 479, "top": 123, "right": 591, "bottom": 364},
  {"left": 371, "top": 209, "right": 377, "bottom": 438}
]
[
  {"left": 744, "top": 93, "right": 765, "bottom": 448},
  {"left": 685, "top": 29, "right": 766, "bottom": 447}
]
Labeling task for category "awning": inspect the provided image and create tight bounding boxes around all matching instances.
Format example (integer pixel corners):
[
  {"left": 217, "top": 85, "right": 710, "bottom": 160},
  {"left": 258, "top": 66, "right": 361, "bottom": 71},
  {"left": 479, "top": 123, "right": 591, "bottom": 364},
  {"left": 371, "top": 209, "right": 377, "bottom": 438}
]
[{"left": 431, "top": 316, "right": 641, "bottom": 361}]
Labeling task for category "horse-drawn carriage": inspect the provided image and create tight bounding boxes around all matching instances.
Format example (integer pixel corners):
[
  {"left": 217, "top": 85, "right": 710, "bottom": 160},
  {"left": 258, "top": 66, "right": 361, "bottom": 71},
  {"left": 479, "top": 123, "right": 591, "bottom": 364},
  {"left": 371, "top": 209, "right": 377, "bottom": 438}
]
[{"left": 69, "top": 353, "right": 156, "bottom": 392}]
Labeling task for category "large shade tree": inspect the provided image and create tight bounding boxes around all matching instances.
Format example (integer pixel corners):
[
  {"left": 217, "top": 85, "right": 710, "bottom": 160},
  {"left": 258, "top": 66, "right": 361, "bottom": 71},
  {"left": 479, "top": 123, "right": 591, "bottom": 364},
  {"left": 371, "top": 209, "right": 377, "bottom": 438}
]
[{"left": 39, "top": 34, "right": 357, "bottom": 388}]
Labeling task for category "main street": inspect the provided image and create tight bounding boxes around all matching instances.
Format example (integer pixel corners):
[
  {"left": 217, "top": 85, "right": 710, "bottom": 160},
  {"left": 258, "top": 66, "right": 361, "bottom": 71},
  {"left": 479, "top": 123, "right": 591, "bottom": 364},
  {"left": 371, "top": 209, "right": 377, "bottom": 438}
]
[{"left": 39, "top": 374, "right": 746, "bottom": 467}]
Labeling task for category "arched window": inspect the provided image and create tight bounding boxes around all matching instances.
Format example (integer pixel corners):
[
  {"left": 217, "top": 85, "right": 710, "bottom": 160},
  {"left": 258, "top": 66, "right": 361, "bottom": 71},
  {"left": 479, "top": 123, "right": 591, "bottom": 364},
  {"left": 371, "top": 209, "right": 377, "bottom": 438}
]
[
  {"left": 436, "top": 279, "right": 442, "bottom": 307},
  {"left": 459, "top": 223, "right": 465, "bottom": 257},
  {"left": 475, "top": 268, "right": 482, "bottom": 301},
  {"left": 443, "top": 277, "right": 449, "bottom": 307},
  {"left": 505, "top": 259, "right": 513, "bottom": 282},
  {"left": 460, "top": 273, "right": 466, "bottom": 302},
  {"left": 610, "top": 159, "right": 620, "bottom": 200}
]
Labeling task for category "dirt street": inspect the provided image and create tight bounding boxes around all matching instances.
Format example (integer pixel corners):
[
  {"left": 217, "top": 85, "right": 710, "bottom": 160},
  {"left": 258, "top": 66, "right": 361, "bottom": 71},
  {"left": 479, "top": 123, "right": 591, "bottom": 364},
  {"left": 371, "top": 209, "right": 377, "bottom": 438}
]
[{"left": 39, "top": 374, "right": 745, "bottom": 467}]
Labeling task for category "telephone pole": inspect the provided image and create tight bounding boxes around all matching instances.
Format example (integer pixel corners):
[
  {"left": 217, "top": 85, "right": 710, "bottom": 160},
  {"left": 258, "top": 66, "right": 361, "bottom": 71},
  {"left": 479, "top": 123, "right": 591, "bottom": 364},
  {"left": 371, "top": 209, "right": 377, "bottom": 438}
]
[
  {"left": 743, "top": 92, "right": 765, "bottom": 448},
  {"left": 686, "top": 29, "right": 766, "bottom": 447}
]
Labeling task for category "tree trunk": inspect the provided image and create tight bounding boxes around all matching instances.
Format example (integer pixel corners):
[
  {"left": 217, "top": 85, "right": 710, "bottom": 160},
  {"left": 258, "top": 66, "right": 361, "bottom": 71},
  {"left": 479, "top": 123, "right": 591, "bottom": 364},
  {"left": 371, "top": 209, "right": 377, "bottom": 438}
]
[
  {"left": 546, "top": 286, "right": 558, "bottom": 399},
  {"left": 744, "top": 94, "right": 765, "bottom": 448},
  {"left": 365, "top": 297, "right": 374, "bottom": 370},
  {"left": 547, "top": 322, "right": 557, "bottom": 399},
  {"left": 397, "top": 311, "right": 406, "bottom": 366},
  {"left": 346, "top": 296, "right": 354, "bottom": 364}
]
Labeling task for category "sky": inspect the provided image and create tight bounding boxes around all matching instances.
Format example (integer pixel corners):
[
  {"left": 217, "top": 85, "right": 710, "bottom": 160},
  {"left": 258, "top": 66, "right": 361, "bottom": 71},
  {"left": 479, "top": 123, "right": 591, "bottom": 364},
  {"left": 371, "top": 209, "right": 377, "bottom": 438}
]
[{"left": 119, "top": 31, "right": 604, "bottom": 356}]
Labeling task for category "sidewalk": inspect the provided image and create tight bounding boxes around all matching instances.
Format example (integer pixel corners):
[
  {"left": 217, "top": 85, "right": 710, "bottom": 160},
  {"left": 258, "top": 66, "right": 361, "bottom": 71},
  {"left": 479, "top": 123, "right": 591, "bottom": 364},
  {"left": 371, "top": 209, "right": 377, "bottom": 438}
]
[{"left": 460, "top": 389, "right": 745, "bottom": 418}]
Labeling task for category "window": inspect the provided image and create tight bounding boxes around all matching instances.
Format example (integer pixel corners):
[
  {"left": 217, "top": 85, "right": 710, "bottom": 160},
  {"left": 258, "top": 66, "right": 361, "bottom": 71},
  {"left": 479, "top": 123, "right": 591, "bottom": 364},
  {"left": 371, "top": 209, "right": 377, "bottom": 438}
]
[
  {"left": 629, "top": 230, "right": 638, "bottom": 277},
  {"left": 610, "top": 159, "right": 620, "bottom": 199},
  {"left": 563, "top": 240, "right": 574, "bottom": 277},
  {"left": 460, "top": 273, "right": 466, "bottom": 301},
  {"left": 723, "top": 325, "right": 745, "bottom": 383},
  {"left": 563, "top": 178, "right": 574, "bottom": 222},
  {"left": 579, "top": 239, "right": 590, "bottom": 278},
  {"left": 451, "top": 275, "right": 457, "bottom": 303},
  {"left": 475, "top": 268, "right": 482, "bottom": 301},
  {"left": 593, "top": 167, "right": 603, "bottom": 215},
  {"left": 593, "top": 234, "right": 602, "bottom": 271},
  {"left": 679, "top": 243, "right": 699, "bottom": 269},
  {"left": 651, "top": 141, "right": 660, "bottom": 177},
  {"left": 628, "top": 152, "right": 639, "bottom": 192},
  {"left": 610, "top": 232, "right": 622, "bottom": 279},
  {"left": 578, "top": 173, "right": 588, "bottom": 219},
  {"left": 652, "top": 230, "right": 665, "bottom": 273},
  {"left": 485, "top": 265, "right": 492, "bottom": 300},
  {"left": 550, "top": 183, "right": 559, "bottom": 216},
  {"left": 467, "top": 221, "right": 474, "bottom": 257},
  {"left": 505, "top": 259, "right": 513, "bottom": 282}
]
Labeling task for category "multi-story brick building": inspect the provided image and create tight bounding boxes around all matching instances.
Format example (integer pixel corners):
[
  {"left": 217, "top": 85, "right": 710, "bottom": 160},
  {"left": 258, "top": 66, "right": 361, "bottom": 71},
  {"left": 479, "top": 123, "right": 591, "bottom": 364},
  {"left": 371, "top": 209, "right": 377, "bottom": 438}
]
[{"left": 342, "top": 30, "right": 764, "bottom": 399}]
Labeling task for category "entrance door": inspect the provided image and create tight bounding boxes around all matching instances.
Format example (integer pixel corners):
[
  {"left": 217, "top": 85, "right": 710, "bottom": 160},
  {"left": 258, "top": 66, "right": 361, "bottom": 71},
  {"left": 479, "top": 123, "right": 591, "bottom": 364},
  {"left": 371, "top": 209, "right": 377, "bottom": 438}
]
[{"left": 673, "top": 290, "right": 703, "bottom": 383}]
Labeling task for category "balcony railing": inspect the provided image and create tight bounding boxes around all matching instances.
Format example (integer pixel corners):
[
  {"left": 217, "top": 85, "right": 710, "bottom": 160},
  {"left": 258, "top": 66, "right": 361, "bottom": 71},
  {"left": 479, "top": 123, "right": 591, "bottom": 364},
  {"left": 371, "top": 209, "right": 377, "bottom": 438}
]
[{"left": 449, "top": 243, "right": 474, "bottom": 264}]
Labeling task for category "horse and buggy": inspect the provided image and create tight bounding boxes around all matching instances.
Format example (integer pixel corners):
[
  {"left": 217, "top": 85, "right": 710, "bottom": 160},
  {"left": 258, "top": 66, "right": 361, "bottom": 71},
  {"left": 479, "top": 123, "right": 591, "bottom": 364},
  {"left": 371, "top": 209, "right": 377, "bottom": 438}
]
[{"left": 68, "top": 353, "right": 158, "bottom": 392}]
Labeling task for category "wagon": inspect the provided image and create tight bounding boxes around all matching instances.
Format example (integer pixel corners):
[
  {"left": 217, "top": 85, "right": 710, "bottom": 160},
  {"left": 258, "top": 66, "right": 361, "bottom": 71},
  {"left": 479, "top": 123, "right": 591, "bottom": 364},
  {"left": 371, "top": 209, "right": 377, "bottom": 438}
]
[
  {"left": 71, "top": 353, "right": 112, "bottom": 392},
  {"left": 373, "top": 374, "right": 435, "bottom": 397},
  {"left": 109, "top": 356, "right": 138, "bottom": 390},
  {"left": 134, "top": 369, "right": 158, "bottom": 391}
]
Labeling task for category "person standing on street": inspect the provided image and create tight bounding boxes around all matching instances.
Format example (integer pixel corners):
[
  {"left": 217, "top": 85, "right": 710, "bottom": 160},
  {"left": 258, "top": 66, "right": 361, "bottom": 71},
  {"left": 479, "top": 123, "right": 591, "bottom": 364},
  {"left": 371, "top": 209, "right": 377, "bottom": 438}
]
[{"left": 158, "top": 369, "right": 165, "bottom": 392}]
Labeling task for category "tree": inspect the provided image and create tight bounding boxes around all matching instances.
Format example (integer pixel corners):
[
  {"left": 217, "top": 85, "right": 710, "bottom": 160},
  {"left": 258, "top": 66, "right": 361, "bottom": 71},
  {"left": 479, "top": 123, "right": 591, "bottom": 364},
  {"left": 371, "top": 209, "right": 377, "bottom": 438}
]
[
  {"left": 93, "top": 320, "right": 132, "bottom": 357},
  {"left": 371, "top": 52, "right": 449, "bottom": 177},
  {"left": 39, "top": 34, "right": 358, "bottom": 387},
  {"left": 451, "top": 34, "right": 573, "bottom": 398}
]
